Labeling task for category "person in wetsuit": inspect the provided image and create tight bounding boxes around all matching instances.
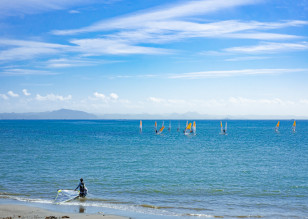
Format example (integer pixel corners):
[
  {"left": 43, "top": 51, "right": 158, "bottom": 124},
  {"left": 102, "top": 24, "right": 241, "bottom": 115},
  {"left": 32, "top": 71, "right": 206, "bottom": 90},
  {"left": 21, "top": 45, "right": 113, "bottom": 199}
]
[{"left": 75, "top": 178, "right": 88, "bottom": 198}]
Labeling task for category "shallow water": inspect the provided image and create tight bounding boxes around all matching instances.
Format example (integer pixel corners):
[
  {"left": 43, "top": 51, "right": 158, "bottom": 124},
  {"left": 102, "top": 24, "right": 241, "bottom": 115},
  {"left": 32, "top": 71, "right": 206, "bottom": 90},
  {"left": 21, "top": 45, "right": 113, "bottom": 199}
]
[{"left": 0, "top": 120, "right": 307, "bottom": 218}]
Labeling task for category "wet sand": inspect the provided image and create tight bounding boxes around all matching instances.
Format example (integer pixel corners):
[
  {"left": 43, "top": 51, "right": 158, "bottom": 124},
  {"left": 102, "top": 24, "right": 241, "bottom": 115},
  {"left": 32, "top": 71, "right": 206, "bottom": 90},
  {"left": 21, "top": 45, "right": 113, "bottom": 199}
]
[{"left": 0, "top": 204, "right": 129, "bottom": 219}]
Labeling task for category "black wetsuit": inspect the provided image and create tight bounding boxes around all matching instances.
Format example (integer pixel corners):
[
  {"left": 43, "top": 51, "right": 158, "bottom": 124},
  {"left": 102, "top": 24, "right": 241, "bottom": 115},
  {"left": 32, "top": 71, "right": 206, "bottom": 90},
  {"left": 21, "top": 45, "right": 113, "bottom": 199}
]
[{"left": 76, "top": 182, "right": 87, "bottom": 197}]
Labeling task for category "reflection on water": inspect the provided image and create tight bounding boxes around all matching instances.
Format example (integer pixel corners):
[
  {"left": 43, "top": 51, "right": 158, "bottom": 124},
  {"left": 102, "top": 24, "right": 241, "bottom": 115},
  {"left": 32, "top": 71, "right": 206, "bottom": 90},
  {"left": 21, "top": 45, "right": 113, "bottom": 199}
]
[{"left": 79, "top": 205, "right": 85, "bottom": 213}]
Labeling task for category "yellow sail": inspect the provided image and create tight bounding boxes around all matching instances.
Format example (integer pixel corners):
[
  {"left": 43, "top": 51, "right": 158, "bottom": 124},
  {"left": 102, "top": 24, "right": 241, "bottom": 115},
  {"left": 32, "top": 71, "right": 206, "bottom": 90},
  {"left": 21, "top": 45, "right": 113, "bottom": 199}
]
[
  {"left": 186, "top": 123, "right": 192, "bottom": 130},
  {"left": 155, "top": 121, "right": 157, "bottom": 127},
  {"left": 220, "top": 121, "right": 222, "bottom": 127},
  {"left": 140, "top": 120, "right": 142, "bottom": 127},
  {"left": 193, "top": 121, "right": 196, "bottom": 128},
  {"left": 276, "top": 121, "right": 280, "bottom": 127},
  {"left": 293, "top": 121, "right": 296, "bottom": 127}
]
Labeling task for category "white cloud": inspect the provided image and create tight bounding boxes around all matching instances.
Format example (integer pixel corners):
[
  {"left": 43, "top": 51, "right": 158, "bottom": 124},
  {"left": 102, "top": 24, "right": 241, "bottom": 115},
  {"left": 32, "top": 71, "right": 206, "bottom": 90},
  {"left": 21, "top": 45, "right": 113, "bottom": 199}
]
[
  {"left": 46, "top": 58, "right": 103, "bottom": 68},
  {"left": 1, "top": 68, "right": 58, "bottom": 76},
  {"left": 7, "top": 91, "right": 19, "bottom": 97},
  {"left": 68, "top": 10, "right": 80, "bottom": 14},
  {"left": 110, "top": 93, "right": 119, "bottom": 100},
  {"left": 169, "top": 68, "right": 308, "bottom": 79},
  {"left": 0, "top": 0, "right": 108, "bottom": 17},
  {"left": 224, "top": 42, "right": 308, "bottom": 54},
  {"left": 0, "top": 94, "right": 8, "bottom": 100},
  {"left": 0, "top": 39, "right": 70, "bottom": 62},
  {"left": 148, "top": 97, "right": 165, "bottom": 103},
  {"left": 70, "top": 38, "right": 171, "bottom": 55},
  {"left": 300, "top": 99, "right": 308, "bottom": 104},
  {"left": 22, "top": 89, "right": 31, "bottom": 96},
  {"left": 93, "top": 92, "right": 106, "bottom": 100},
  {"left": 93, "top": 92, "right": 120, "bottom": 102},
  {"left": 53, "top": 0, "right": 257, "bottom": 35},
  {"left": 36, "top": 93, "right": 72, "bottom": 101}
]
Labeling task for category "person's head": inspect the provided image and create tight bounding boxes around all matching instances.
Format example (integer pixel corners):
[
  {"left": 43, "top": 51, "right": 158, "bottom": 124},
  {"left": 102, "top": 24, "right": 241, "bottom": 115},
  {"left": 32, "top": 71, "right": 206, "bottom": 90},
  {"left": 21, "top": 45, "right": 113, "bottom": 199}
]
[{"left": 80, "top": 178, "right": 83, "bottom": 182}]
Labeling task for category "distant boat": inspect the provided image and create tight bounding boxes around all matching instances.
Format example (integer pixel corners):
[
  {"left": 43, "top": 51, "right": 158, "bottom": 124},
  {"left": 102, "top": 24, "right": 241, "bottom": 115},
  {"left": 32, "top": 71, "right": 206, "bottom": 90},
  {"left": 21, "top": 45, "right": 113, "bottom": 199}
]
[
  {"left": 275, "top": 121, "right": 280, "bottom": 132},
  {"left": 192, "top": 121, "right": 196, "bottom": 135},
  {"left": 220, "top": 121, "right": 227, "bottom": 135},
  {"left": 168, "top": 121, "right": 171, "bottom": 131},
  {"left": 184, "top": 123, "right": 192, "bottom": 135},
  {"left": 157, "top": 121, "right": 165, "bottom": 135},
  {"left": 140, "top": 120, "right": 142, "bottom": 133},
  {"left": 292, "top": 120, "right": 296, "bottom": 132}
]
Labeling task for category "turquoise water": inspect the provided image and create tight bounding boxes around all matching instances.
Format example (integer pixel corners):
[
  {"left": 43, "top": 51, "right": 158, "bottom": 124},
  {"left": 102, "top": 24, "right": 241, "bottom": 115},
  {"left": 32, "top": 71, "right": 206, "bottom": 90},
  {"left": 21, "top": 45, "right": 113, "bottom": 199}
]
[{"left": 0, "top": 120, "right": 307, "bottom": 218}]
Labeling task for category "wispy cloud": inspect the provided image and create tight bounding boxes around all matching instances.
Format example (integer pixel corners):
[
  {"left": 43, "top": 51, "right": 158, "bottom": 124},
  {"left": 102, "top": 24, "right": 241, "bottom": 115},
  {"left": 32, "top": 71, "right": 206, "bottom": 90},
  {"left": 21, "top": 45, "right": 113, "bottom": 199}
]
[
  {"left": 46, "top": 58, "right": 104, "bottom": 68},
  {"left": 70, "top": 38, "right": 171, "bottom": 55},
  {"left": 169, "top": 68, "right": 308, "bottom": 79},
  {"left": 53, "top": 0, "right": 257, "bottom": 35},
  {"left": 0, "top": 0, "right": 112, "bottom": 17},
  {"left": 1, "top": 68, "right": 58, "bottom": 76},
  {"left": 0, "top": 39, "right": 70, "bottom": 61},
  {"left": 224, "top": 41, "right": 308, "bottom": 54},
  {"left": 36, "top": 93, "right": 72, "bottom": 101}
]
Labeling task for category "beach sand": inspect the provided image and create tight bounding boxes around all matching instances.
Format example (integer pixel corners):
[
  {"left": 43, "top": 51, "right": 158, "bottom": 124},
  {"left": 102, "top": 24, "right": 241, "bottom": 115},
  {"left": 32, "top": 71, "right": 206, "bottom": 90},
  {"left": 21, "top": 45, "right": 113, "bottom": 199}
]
[{"left": 0, "top": 204, "right": 129, "bottom": 219}]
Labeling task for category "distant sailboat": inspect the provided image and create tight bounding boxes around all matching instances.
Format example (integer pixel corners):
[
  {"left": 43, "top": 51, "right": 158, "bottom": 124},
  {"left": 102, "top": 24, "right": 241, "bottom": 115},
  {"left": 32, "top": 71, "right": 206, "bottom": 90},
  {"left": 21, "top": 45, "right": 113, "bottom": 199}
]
[
  {"left": 192, "top": 121, "right": 196, "bottom": 135},
  {"left": 275, "top": 121, "right": 280, "bottom": 132},
  {"left": 292, "top": 120, "right": 296, "bottom": 132},
  {"left": 157, "top": 121, "right": 165, "bottom": 135},
  {"left": 168, "top": 121, "right": 171, "bottom": 131},
  {"left": 155, "top": 121, "right": 157, "bottom": 132},
  {"left": 140, "top": 120, "right": 142, "bottom": 133},
  {"left": 220, "top": 121, "right": 227, "bottom": 135},
  {"left": 184, "top": 123, "right": 192, "bottom": 135}
]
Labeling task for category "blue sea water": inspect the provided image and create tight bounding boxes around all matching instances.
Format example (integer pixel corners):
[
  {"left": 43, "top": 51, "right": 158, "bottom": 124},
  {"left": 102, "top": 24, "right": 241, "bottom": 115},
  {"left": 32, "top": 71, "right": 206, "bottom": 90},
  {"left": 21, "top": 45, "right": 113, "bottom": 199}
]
[{"left": 0, "top": 120, "right": 307, "bottom": 218}]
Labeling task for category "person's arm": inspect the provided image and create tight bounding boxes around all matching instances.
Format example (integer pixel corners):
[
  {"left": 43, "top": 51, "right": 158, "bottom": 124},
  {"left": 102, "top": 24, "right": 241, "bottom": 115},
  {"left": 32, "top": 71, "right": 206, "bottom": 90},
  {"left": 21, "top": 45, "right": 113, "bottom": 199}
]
[{"left": 75, "top": 182, "right": 81, "bottom": 191}]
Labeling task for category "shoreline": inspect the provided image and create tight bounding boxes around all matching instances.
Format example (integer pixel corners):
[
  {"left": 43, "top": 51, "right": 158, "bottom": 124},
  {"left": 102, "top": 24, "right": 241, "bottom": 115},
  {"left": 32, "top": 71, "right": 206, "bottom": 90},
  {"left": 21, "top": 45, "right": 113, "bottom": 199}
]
[{"left": 0, "top": 204, "right": 129, "bottom": 219}]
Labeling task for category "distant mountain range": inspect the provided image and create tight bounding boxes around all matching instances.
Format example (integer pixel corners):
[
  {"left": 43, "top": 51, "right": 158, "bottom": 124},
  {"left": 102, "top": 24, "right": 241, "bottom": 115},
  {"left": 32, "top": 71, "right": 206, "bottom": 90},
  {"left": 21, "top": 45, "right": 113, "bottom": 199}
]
[
  {"left": 0, "top": 109, "right": 97, "bottom": 120},
  {"left": 0, "top": 109, "right": 307, "bottom": 120}
]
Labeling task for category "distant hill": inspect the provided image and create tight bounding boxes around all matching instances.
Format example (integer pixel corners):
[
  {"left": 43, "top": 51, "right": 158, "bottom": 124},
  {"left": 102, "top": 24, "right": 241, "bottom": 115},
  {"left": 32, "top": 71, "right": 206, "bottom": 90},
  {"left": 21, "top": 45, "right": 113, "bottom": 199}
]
[
  {"left": 0, "top": 109, "right": 97, "bottom": 120},
  {"left": 0, "top": 109, "right": 307, "bottom": 120}
]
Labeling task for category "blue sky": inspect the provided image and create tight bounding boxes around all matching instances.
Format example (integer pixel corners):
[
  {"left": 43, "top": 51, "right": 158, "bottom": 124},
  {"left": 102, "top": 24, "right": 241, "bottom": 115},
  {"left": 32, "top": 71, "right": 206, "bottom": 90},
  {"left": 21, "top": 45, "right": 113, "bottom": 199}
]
[{"left": 1, "top": 0, "right": 308, "bottom": 116}]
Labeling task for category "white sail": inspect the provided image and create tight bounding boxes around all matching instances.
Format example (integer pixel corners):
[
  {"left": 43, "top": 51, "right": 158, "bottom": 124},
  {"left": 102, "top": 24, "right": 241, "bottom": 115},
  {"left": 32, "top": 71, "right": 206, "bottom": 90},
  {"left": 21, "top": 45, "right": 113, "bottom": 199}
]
[{"left": 169, "top": 121, "right": 171, "bottom": 131}]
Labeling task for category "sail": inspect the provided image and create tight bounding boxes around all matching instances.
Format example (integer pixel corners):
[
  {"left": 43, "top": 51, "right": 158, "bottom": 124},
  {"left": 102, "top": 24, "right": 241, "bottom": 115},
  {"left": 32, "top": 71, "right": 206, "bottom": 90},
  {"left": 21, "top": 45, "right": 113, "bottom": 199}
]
[
  {"left": 169, "top": 121, "right": 171, "bottom": 131},
  {"left": 157, "top": 122, "right": 165, "bottom": 134},
  {"left": 177, "top": 121, "right": 180, "bottom": 132},
  {"left": 140, "top": 120, "right": 142, "bottom": 132},
  {"left": 220, "top": 121, "right": 223, "bottom": 133},
  {"left": 159, "top": 126, "right": 165, "bottom": 133},
  {"left": 292, "top": 120, "right": 296, "bottom": 132},
  {"left": 54, "top": 189, "right": 79, "bottom": 204},
  {"left": 192, "top": 121, "right": 196, "bottom": 133},
  {"left": 155, "top": 121, "right": 157, "bottom": 131},
  {"left": 184, "top": 123, "right": 192, "bottom": 135},
  {"left": 275, "top": 121, "right": 280, "bottom": 132},
  {"left": 225, "top": 122, "right": 227, "bottom": 132}
]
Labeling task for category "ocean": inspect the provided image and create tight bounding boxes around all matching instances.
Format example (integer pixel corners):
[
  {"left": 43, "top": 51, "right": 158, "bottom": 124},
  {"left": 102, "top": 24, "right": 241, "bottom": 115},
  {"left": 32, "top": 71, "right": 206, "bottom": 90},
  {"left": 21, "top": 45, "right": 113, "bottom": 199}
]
[{"left": 0, "top": 120, "right": 307, "bottom": 218}]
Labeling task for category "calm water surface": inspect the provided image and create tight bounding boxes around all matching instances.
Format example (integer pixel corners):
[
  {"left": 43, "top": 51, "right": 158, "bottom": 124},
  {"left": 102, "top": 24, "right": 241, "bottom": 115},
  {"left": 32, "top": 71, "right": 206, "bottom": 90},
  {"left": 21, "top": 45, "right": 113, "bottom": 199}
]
[{"left": 0, "top": 120, "right": 307, "bottom": 218}]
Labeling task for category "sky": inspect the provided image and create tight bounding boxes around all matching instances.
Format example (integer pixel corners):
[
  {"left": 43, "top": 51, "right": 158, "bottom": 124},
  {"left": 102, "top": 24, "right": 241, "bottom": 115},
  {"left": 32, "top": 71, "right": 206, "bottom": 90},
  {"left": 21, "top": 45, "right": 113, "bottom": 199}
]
[{"left": 1, "top": 0, "right": 308, "bottom": 116}]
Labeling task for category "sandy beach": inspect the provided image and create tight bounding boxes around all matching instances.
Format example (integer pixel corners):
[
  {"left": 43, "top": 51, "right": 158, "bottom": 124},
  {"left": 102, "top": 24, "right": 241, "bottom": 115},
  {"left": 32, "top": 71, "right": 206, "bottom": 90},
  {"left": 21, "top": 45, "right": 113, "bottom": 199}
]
[{"left": 0, "top": 205, "right": 129, "bottom": 219}]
